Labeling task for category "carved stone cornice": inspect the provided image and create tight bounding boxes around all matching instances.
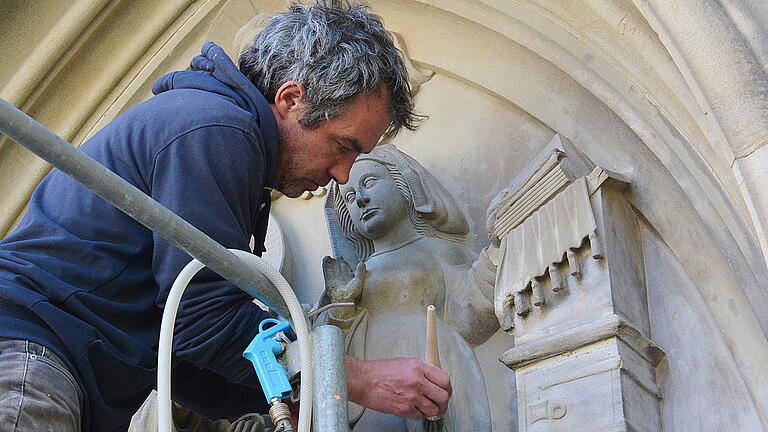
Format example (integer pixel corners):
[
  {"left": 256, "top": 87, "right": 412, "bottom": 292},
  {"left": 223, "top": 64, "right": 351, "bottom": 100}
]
[{"left": 500, "top": 313, "right": 664, "bottom": 370}]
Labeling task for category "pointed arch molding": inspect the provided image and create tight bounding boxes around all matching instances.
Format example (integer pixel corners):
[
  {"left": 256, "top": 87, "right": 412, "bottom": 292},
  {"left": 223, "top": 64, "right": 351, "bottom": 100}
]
[{"left": 1, "top": 0, "right": 767, "bottom": 424}]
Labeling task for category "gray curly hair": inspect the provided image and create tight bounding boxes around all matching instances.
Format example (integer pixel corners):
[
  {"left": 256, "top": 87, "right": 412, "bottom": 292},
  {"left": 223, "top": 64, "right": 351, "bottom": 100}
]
[{"left": 238, "top": 1, "right": 423, "bottom": 138}]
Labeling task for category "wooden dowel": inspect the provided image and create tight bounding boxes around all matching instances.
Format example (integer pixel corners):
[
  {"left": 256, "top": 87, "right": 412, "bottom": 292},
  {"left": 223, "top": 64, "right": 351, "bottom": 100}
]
[{"left": 426, "top": 305, "right": 441, "bottom": 369}]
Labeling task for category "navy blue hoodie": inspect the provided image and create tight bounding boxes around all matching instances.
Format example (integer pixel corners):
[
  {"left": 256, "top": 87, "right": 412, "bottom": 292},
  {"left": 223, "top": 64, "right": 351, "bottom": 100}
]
[{"left": 0, "top": 42, "right": 278, "bottom": 431}]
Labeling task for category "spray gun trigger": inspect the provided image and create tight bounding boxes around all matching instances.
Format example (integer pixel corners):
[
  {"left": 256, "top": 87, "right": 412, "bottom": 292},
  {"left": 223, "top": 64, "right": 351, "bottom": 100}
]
[{"left": 243, "top": 318, "right": 294, "bottom": 404}]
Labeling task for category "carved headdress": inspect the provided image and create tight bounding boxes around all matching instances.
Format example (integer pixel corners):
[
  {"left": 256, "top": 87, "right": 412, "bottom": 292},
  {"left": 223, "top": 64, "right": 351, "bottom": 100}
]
[{"left": 325, "top": 144, "right": 469, "bottom": 264}]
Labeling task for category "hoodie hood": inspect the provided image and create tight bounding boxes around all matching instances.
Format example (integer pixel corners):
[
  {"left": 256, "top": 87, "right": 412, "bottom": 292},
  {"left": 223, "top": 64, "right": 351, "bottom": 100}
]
[{"left": 152, "top": 42, "right": 279, "bottom": 188}]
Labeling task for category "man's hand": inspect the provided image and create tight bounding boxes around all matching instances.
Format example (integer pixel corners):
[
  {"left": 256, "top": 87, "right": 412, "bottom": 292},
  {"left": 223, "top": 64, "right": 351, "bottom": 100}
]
[{"left": 346, "top": 356, "right": 452, "bottom": 420}]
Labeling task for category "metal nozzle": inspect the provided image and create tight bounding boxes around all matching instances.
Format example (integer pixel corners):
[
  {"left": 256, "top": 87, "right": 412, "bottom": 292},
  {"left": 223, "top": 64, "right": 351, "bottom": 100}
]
[{"left": 269, "top": 399, "right": 292, "bottom": 432}]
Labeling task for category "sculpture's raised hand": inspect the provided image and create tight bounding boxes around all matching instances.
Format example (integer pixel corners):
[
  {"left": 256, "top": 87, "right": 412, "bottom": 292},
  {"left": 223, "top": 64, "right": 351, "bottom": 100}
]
[{"left": 322, "top": 256, "right": 366, "bottom": 321}]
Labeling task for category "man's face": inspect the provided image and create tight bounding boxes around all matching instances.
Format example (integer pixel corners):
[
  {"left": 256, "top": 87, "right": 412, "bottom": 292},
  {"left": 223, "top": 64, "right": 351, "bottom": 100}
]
[{"left": 273, "top": 88, "right": 391, "bottom": 198}]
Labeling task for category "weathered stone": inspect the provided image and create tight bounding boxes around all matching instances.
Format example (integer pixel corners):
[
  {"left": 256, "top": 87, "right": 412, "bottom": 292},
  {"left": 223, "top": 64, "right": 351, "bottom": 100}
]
[
  {"left": 319, "top": 145, "right": 499, "bottom": 431},
  {"left": 492, "top": 144, "right": 664, "bottom": 431}
]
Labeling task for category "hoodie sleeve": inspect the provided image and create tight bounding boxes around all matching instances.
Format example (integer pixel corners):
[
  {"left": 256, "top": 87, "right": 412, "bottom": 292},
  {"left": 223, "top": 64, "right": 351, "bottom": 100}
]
[{"left": 149, "top": 124, "right": 271, "bottom": 391}]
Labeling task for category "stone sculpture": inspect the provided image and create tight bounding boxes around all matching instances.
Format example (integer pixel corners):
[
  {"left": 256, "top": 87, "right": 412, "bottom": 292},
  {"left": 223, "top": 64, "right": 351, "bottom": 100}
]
[{"left": 318, "top": 144, "right": 499, "bottom": 431}]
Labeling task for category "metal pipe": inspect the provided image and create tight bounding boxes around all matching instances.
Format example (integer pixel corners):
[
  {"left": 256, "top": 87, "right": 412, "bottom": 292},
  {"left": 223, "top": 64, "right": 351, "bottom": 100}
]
[
  {"left": 0, "top": 97, "right": 289, "bottom": 317},
  {"left": 312, "top": 325, "right": 349, "bottom": 432}
]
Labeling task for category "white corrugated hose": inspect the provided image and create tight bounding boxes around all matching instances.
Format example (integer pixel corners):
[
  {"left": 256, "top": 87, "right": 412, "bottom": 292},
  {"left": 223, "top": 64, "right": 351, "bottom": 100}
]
[{"left": 157, "top": 249, "right": 312, "bottom": 432}]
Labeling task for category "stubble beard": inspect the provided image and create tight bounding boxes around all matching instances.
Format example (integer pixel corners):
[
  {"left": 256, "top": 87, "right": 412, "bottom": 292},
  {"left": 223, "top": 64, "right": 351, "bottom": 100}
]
[{"left": 274, "top": 127, "right": 310, "bottom": 199}]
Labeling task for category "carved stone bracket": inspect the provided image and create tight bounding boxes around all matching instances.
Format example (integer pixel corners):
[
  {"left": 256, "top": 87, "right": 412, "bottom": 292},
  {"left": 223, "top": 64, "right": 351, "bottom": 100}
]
[{"left": 490, "top": 134, "right": 665, "bottom": 431}]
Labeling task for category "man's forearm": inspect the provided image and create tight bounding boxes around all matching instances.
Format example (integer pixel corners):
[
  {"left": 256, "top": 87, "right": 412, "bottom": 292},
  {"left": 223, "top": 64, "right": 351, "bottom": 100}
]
[{"left": 345, "top": 355, "right": 369, "bottom": 405}]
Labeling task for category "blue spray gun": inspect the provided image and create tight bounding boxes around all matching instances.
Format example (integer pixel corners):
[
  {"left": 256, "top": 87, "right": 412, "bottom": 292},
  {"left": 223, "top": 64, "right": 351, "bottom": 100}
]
[{"left": 243, "top": 318, "right": 295, "bottom": 431}]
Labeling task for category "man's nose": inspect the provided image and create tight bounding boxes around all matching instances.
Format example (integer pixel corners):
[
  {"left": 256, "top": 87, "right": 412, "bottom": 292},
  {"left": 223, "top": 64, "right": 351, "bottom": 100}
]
[
  {"left": 356, "top": 192, "right": 370, "bottom": 208},
  {"left": 329, "top": 156, "right": 356, "bottom": 185}
]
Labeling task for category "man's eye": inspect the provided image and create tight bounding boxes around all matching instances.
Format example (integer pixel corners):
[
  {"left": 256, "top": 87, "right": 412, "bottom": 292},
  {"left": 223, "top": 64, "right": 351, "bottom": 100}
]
[
  {"left": 337, "top": 141, "right": 354, "bottom": 153},
  {"left": 344, "top": 191, "right": 356, "bottom": 202},
  {"left": 363, "top": 178, "right": 377, "bottom": 188}
]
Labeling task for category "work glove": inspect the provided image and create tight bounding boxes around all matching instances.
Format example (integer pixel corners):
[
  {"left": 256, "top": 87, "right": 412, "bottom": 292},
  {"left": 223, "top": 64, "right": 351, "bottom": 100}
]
[{"left": 226, "top": 413, "right": 270, "bottom": 432}]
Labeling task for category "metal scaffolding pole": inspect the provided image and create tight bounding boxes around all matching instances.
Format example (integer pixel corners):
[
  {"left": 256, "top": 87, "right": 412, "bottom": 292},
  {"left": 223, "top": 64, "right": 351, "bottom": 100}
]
[
  {"left": 0, "top": 97, "right": 289, "bottom": 317},
  {"left": 313, "top": 325, "right": 349, "bottom": 432}
]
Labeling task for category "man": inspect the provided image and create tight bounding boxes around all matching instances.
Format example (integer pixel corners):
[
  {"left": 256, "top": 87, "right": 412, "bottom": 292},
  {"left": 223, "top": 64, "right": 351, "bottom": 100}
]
[{"left": 0, "top": 3, "right": 451, "bottom": 431}]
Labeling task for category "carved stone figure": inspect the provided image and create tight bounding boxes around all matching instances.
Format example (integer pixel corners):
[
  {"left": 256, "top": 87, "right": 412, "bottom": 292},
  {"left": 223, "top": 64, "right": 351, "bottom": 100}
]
[{"left": 318, "top": 144, "right": 499, "bottom": 431}]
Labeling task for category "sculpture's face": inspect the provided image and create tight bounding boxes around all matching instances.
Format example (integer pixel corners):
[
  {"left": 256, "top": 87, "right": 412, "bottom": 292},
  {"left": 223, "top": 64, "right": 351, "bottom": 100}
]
[{"left": 340, "top": 160, "right": 410, "bottom": 240}]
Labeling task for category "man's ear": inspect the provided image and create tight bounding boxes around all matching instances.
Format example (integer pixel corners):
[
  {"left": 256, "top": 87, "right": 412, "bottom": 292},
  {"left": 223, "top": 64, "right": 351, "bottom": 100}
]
[{"left": 273, "top": 81, "right": 305, "bottom": 119}]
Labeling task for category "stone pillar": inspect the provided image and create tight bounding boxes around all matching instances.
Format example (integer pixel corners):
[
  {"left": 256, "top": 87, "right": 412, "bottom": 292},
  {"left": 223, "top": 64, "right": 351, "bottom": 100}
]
[
  {"left": 500, "top": 315, "right": 664, "bottom": 432},
  {"left": 490, "top": 149, "right": 665, "bottom": 431}
]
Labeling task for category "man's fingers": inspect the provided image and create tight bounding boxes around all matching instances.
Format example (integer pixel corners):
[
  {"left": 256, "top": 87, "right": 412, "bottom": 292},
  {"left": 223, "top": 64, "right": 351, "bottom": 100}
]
[
  {"left": 420, "top": 380, "right": 451, "bottom": 415},
  {"left": 413, "top": 400, "right": 441, "bottom": 420},
  {"left": 419, "top": 361, "right": 451, "bottom": 416},
  {"left": 421, "top": 362, "right": 452, "bottom": 396},
  {"left": 399, "top": 397, "right": 440, "bottom": 421}
]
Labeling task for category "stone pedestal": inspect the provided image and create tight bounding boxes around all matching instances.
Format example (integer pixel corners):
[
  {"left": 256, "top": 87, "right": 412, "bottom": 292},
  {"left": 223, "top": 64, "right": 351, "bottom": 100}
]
[
  {"left": 489, "top": 139, "right": 665, "bottom": 431},
  {"left": 501, "top": 316, "right": 663, "bottom": 432}
]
